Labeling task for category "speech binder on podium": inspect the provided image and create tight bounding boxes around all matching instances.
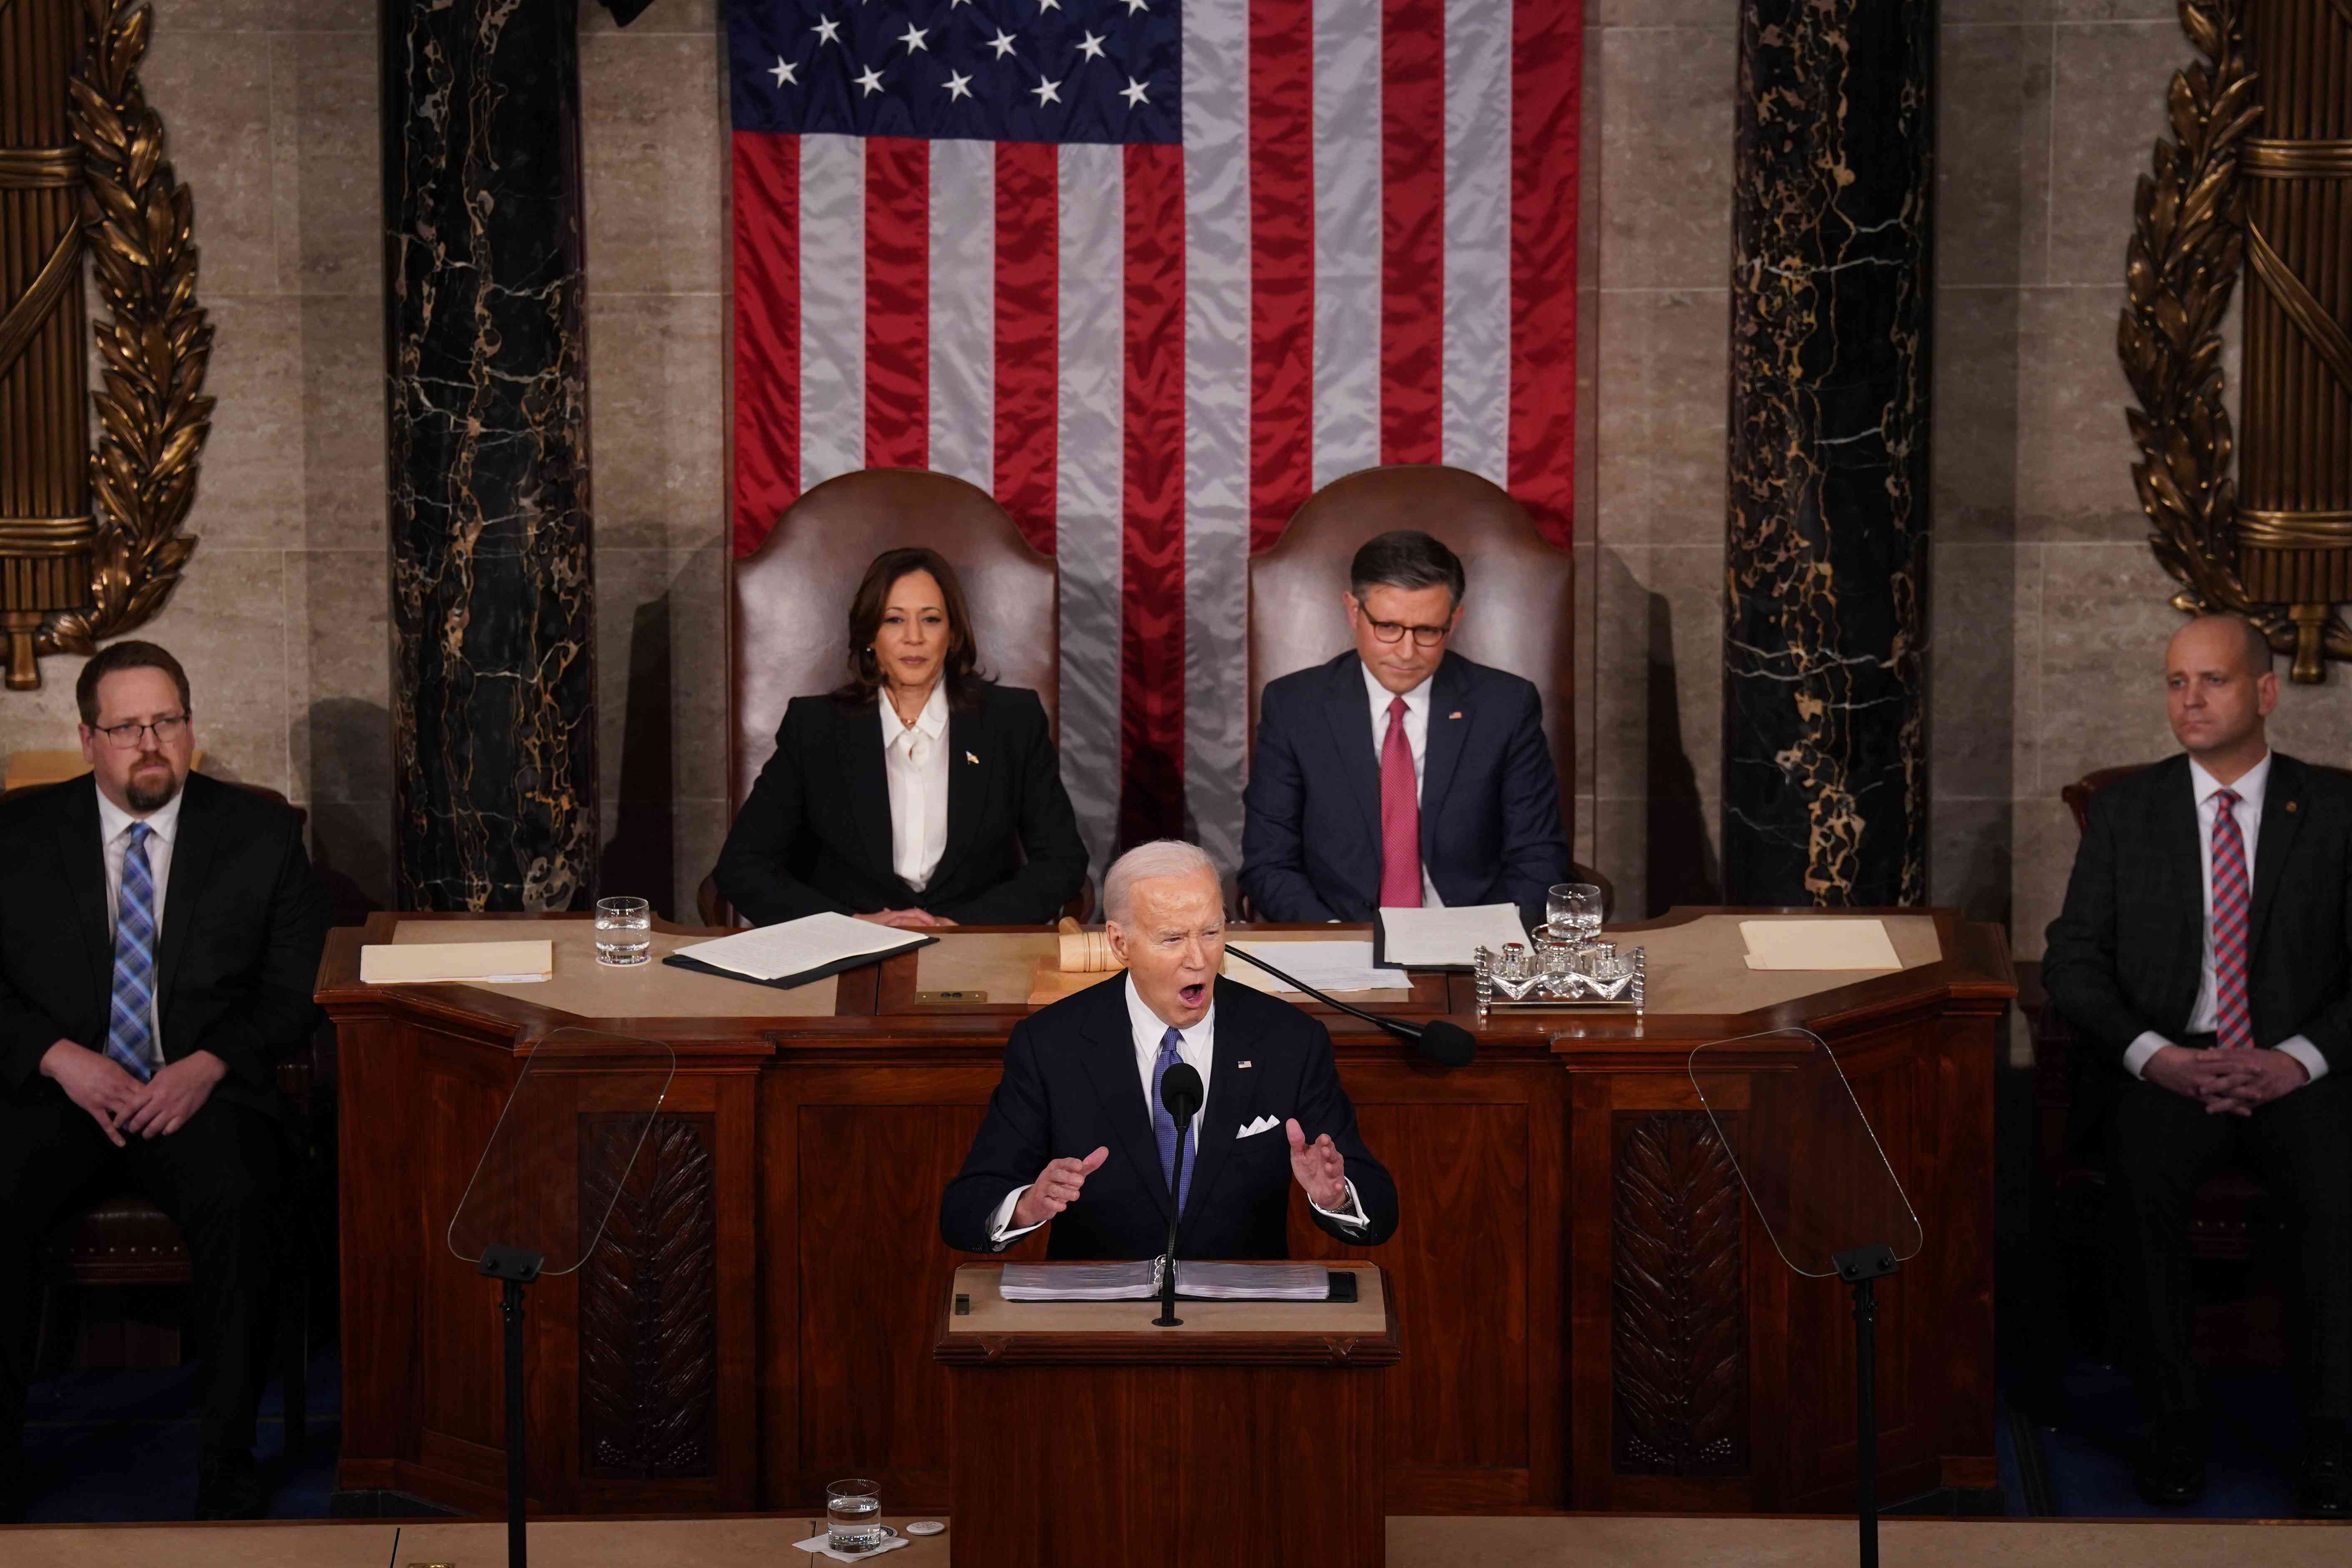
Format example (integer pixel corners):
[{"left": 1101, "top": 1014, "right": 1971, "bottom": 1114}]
[{"left": 933, "top": 1261, "right": 1400, "bottom": 1568}]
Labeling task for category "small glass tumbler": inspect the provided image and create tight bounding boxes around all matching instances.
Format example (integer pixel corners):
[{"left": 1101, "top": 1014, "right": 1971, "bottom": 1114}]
[
  {"left": 594, "top": 895, "right": 652, "bottom": 966},
  {"left": 1547, "top": 883, "right": 1604, "bottom": 947},
  {"left": 826, "top": 1477, "right": 885, "bottom": 1553}
]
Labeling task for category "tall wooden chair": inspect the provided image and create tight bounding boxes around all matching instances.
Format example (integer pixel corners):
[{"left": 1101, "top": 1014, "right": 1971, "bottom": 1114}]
[
  {"left": 1246, "top": 464, "right": 1609, "bottom": 910},
  {"left": 711, "top": 469, "right": 1080, "bottom": 924}
]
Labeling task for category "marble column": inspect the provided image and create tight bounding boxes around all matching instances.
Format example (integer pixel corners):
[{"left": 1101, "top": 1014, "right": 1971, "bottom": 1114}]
[
  {"left": 385, "top": 0, "right": 597, "bottom": 911},
  {"left": 1721, "top": 0, "right": 1933, "bottom": 907}
]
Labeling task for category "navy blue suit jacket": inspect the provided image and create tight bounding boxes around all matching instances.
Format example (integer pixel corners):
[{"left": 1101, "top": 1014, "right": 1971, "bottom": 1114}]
[
  {"left": 938, "top": 974, "right": 1398, "bottom": 1260},
  {"left": 1238, "top": 651, "right": 1570, "bottom": 930}
]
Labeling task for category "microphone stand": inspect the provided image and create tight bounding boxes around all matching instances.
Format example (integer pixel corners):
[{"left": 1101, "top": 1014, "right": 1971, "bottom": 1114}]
[
  {"left": 1154, "top": 1104, "right": 1193, "bottom": 1327},
  {"left": 1223, "top": 943, "right": 1478, "bottom": 1066}
]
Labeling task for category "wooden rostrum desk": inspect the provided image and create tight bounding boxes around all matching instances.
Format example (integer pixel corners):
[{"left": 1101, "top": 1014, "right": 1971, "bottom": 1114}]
[{"left": 316, "top": 909, "right": 2012, "bottom": 1519}]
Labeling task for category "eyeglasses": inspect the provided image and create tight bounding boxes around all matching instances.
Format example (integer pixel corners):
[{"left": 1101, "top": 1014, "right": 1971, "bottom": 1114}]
[
  {"left": 93, "top": 713, "right": 189, "bottom": 749},
  {"left": 1364, "top": 618, "right": 1451, "bottom": 648}
]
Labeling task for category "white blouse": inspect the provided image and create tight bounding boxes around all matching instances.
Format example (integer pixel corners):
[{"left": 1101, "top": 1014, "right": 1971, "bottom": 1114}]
[{"left": 879, "top": 684, "right": 950, "bottom": 891}]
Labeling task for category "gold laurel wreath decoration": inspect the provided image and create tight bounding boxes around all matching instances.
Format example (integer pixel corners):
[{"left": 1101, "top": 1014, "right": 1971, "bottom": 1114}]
[
  {"left": 2117, "top": 0, "right": 2285, "bottom": 648},
  {"left": 33, "top": 0, "right": 209, "bottom": 660}
]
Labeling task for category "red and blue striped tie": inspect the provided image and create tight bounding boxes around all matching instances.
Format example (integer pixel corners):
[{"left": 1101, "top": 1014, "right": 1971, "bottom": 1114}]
[{"left": 2211, "top": 789, "right": 2254, "bottom": 1052}]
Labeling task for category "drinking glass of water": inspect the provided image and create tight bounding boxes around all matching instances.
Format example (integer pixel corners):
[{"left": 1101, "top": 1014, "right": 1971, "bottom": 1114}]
[
  {"left": 826, "top": 1477, "right": 884, "bottom": 1553},
  {"left": 594, "top": 896, "right": 651, "bottom": 966},
  {"left": 1547, "top": 882, "right": 1603, "bottom": 946}
]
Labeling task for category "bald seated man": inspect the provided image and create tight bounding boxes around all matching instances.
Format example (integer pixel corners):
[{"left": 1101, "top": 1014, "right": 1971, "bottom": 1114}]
[
  {"left": 2044, "top": 614, "right": 2352, "bottom": 1516},
  {"left": 940, "top": 839, "right": 1398, "bottom": 1259}
]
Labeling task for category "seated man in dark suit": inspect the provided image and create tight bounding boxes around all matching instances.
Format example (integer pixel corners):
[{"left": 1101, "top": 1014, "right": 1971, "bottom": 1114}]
[
  {"left": 2044, "top": 614, "right": 2352, "bottom": 1516},
  {"left": 941, "top": 840, "right": 1397, "bottom": 1259},
  {"left": 0, "top": 642, "right": 329, "bottom": 1521},
  {"left": 1238, "top": 529, "right": 1570, "bottom": 930}
]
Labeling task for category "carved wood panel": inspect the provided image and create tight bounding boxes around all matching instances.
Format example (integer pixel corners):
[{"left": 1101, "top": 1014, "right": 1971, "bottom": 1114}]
[
  {"left": 580, "top": 1113, "right": 718, "bottom": 1478},
  {"left": 1611, "top": 1111, "right": 1747, "bottom": 1477}
]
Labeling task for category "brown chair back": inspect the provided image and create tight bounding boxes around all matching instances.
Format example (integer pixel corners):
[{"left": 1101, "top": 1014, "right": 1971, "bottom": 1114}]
[
  {"left": 1248, "top": 465, "right": 1576, "bottom": 834},
  {"left": 2065, "top": 758, "right": 2352, "bottom": 835},
  {"left": 729, "top": 469, "right": 1058, "bottom": 812}
]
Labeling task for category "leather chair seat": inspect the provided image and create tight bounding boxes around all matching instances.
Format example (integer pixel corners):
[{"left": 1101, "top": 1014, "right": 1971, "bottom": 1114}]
[{"left": 57, "top": 1195, "right": 192, "bottom": 1286}]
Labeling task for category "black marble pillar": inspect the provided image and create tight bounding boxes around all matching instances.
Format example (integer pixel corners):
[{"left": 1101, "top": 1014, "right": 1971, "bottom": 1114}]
[
  {"left": 385, "top": 0, "right": 597, "bottom": 911},
  {"left": 1721, "top": 0, "right": 1934, "bottom": 907}
]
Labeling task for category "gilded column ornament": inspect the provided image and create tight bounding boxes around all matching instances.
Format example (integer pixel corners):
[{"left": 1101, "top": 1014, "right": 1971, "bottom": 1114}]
[
  {"left": 2125, "top": 0, "right": 2352, "bottom": 681},
  {"left": 0, "top": 0, "right": 211, "bottom": 691},
  {"left": 1722, "top": 0, "right": 1935, "bottom": 906}
]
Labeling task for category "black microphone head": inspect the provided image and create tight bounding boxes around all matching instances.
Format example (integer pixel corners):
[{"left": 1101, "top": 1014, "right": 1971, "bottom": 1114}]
[
  {"left": 1416, "top": 1020, "right": 1477, "bottom": 1068},
  {"left": 1160, "top": 1062, "right": 1205, "bottom": 1122}
]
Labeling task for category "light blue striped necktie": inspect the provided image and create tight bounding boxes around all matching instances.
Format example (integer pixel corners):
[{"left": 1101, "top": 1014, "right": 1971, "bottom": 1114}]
[{"left": 105, "top": 821, "right": 158, "bottom": 1083}]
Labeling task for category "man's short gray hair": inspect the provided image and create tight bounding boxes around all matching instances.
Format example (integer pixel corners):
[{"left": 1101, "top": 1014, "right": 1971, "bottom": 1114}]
[{"left": 1103, "top": 840, "right": 1220, "bottom": 925}]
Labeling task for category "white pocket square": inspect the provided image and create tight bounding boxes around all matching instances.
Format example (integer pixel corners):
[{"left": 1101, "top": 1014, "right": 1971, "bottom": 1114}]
[{"left": 1237, "top": 1114, "right": 1281, "bottom": 1139}]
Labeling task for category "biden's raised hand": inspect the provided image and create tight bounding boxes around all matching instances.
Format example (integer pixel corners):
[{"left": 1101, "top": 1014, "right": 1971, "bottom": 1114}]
[
  {"left": 1011, "top": 1145, "right": 1110, "bottom": 1229},
  {"left": 1286, "top": 1118, "right": 1350, "bottom": 1211}
]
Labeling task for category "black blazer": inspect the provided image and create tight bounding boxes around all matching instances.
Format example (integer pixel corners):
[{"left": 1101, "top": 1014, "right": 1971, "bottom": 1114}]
[
  {"left": 939, "top": 974, "right": 1399, "bottom": 1260},
  {"left": 2043, "top": 751, "right": 2352, "bottom": 1136},
  {"left": 1239, "top": 650, "right": 1571, "bottom": 929},
  {"left": 0, "top": 773, "right": 329, "bottom": 1119},
  {"left": 714, "top": 682, "right": 1088, "bottom": 926}
]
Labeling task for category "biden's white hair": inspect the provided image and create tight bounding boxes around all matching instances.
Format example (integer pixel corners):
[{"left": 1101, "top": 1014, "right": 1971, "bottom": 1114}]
[{"left": 1103, "top": 839, "right": 1220, "bottom": 926}]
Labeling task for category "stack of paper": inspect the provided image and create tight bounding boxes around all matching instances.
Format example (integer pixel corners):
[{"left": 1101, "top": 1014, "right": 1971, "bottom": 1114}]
[
  {"left": 1000, "top": 1260, "right": 1162, "bottom": 1301},
  {"left": 1225, "top": 940, "right": 1407, "bottom": 995},
  {"left": 1172, "top": 1262, "right": 1330, "bottom": 1301},
  {"left": 1739, "top": 919, "right": 1901, "bottom": 971},
  {"left": 1376, "top": 903, "right": 1530, "bottom": 967},
  {"left": 669, "top": 911, "right": 929, "bottom": 985},
  {"left": 360, "top": 940, "right": 553, "bottom": 985}
]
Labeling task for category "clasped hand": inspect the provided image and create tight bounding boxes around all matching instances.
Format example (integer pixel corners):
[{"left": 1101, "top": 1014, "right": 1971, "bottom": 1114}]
[
  {"left": 856, "top": 908, "right": 958, "bottom": 930},
  {"left": 1011, "top": 1117, "right": 1351, "bottom": 1229},
  {"left": 41, "top": 1039, "right": 226, "bottom": 1146},
  {"left": 2145, "top": 1042, "right": 2307, "bottom": 1116}
]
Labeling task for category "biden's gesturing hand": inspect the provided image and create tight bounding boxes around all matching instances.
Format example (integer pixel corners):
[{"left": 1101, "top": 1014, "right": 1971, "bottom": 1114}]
[
  {"left": 1286, "top": 1118, "right": 1350, "bottom": 1212},
  {"left": 1012, "top": 1146, "right": 1110, "bottom": 1229}
]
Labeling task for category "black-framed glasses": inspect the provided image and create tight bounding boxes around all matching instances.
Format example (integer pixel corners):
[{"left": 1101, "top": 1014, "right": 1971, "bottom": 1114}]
[
  {"left": 94, "top": 713, "right": 189, "bottom": 750},
  {"left": 1365, "top": 618, "right": 1450, "bottom": 648}
]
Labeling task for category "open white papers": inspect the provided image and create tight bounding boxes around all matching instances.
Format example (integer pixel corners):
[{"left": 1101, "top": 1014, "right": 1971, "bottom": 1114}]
[
  {"left": 1739, "top": 918, "right": 1902, "bottom": 971},
  {"left": 1375, "top": 903, "right": 1529, "bottom": 968},
  {"left": 999, "top": 1260, "right": 1331, "bottom": 1302},
  {"left": 669, "top": 911, "right": 927, "bottom": 982},
  {"left": 1224, "top": 940, "right": 1407, "bottom": 995},
  {"left": 360, "top": 939, "right": 552, "bottom": 985}
]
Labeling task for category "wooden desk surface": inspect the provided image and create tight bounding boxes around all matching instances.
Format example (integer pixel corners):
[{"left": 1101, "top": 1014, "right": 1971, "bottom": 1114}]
[{"left": 7, "top": 1514, "right": 2345, "bottom": 1568}]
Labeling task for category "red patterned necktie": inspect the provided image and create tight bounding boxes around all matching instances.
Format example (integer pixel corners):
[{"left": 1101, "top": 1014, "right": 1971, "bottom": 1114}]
[
  {"left": 1378, "top": 696, "right": 1423, "bottom": 907},
  {"left": 2210, "top": 788, "right": 2254, "bottom": 1051}
]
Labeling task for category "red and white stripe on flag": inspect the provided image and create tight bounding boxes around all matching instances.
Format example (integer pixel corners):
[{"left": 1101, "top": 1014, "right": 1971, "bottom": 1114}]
[{"left": 729, "top": 0, "right": 1581, "bottom": 874}]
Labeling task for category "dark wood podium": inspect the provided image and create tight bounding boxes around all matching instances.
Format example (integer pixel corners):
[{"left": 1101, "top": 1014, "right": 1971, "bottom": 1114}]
[{"left": 933, "top": 1263, "right": 1400, "bottom": 1568}]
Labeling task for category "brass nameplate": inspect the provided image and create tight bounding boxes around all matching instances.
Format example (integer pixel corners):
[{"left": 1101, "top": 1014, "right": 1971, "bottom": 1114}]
[{"left": 917, "top": 989, "right": 989, "bottom": 1004}]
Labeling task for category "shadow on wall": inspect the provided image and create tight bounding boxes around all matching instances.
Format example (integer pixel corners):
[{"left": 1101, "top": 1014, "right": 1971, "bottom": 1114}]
[
  {"left": 304, "top": 697, "right": 394, "bottom": 922},
  {"left": 601, "top": 586, "right": 678, "bottom": 920},
  {"left": 1626, "top": 556, "right": 1720, "bottom": 917}
]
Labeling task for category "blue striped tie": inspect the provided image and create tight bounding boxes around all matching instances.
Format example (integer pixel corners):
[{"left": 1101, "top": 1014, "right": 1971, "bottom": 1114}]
[
  {"left": 105, "top": 822, "right": 158, "bottom": 1083},
  {"left": 1151, "top": 1027, "right": 1193, "bottom": 1212}
]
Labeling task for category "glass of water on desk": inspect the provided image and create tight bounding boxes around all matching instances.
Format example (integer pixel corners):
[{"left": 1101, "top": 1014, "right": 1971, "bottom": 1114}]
[
  {"left": 1547, "top": 882, "right": 1603, "bottom": 946},
  {"left": 594, "top": 895, "right": 651, "bottom": 966},
  {"left": 827, "top": 1477, "right": 885, "bottom": 1553}
]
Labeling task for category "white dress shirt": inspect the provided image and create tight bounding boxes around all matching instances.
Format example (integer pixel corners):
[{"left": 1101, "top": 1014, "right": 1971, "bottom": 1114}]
[
  {"left": 987, "top": 973, "right": 1369, "bottom": 1244},
  {"left": 2122, "top": 752, "right": 2328, "bottom": 1084},
  {"left": 97, "top": 781, "right": 184, "bottom": 1068},
  {"left": 1360, "top": 659, "right": 1444, "bottom": 907},
  {"left": 878, "top": 684, "right": 950, "bottom": 892}
]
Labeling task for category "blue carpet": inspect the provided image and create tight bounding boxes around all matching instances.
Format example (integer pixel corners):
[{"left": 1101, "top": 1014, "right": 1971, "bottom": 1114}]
[
  {"left": 19, "top": 1350, "right": 341, "bottom": 1523},
  {"left": 2013, "top": 1354, "right": 2303, "bottom": 1518}
]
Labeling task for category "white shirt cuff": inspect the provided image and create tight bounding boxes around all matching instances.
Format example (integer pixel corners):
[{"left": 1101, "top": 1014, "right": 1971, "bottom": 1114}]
[
  {"left": 2123, "top": 1032, "right": 2170, "bottom": 1080},
  {"left": 1309, "top": 1177, "right": 1369, "bottom": 1229},
  {"left": 2277, "top": 1036, "right": 2330, "bottom": 1084},
  {"left": 988, "top": 1185, "right": 1047, "bottom": 1249}
]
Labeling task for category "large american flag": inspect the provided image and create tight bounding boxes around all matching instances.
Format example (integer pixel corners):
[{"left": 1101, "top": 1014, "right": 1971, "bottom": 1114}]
[{"left": 727, "top": 0, "right": 1580, "bottom": 875}]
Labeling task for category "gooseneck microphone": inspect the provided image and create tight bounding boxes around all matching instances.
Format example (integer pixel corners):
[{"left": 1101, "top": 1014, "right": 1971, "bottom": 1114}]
[
  {"left": 1222, "top": 945, "right": 1478, "bottom": 1068},
  {"left": 1154, "top": 1062, "right": 1203, "bottom": 1328}
]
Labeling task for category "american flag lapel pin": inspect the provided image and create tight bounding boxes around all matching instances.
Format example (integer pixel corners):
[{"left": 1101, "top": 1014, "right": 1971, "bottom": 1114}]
[
  {"left": 1238, "top": 1060, "right": 1253, "bottom": 1069},
  {"left": 965, "top": 750, "right": 980, "bottom": 765},
  {"left": 1448, "top": 710, "right": 1463, "bottom": 720}
]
